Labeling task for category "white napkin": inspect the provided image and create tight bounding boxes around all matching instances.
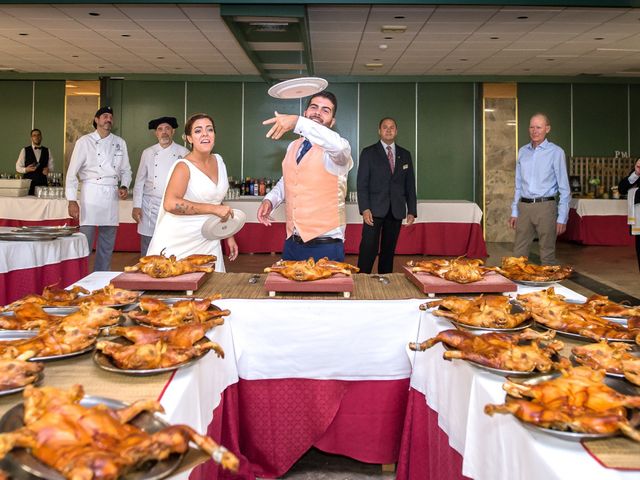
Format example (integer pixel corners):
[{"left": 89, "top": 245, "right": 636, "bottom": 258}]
[{"left": 628, "top": 186, "right": 640, "bottom": 235}]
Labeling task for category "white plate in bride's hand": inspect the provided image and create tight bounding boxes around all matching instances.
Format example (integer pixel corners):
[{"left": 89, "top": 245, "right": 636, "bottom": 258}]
[{"left": 201, "top": 209, "right": 246, "bottom": 240}]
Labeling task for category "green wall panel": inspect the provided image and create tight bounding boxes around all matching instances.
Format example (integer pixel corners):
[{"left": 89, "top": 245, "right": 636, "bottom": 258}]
[
  {"left": 324, "top": 83, "right": 358, "bottom": 190},
  {"left": 517, "top": 83, "right": 571, "bottom": 155},
  {"left": 417, "top": 83, "right": 475, "bottom": 200},
  {"left": 358, "top": 83, "right": 416, "bottom": 159},
  {"left": 186, "top": 82, "right": 242, "bottom": 180},
  {"left": 33, "top": 81, "right": 65, "bottom": 173},
  {"left": 119, "top": 81, "right": 186, "bottom": 180},
  {"left": 629, "top": 85, "right": 640, "bottom": 157},
  {"left": 242, "top": 82, "right": 299, "bottom": 182},
  {"left": 573, "top": 84, "right": 628, "bottom": 156},
  {"left": 0, "top": 81, "right": 33, "bottom": 175}
]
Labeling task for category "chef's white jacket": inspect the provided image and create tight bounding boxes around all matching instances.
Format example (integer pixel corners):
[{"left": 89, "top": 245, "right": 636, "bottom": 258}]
[
  {"left": 65, "top": 131, "right": 132, "bottom": 226},
  {"left": 132, "top": 141, "right": 189, "bottom": 236}
]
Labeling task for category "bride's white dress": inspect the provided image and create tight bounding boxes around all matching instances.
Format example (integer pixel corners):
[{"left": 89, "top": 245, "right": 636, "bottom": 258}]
[{"left": 147, "top": 155, "right": 229, "bottom": 272}]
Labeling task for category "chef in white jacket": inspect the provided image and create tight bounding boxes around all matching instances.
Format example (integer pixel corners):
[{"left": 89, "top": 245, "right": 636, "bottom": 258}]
[
  {"left": 66, "top": 106, "right": 132, "bottom": 271},
  {"left": 132, "top": 116, "right": 189, "bottom": 256}
]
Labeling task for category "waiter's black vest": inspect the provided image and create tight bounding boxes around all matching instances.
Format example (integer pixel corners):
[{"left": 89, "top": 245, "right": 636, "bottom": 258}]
[{"left": 23, "top": 146, "right": 49, "bottom": 194}]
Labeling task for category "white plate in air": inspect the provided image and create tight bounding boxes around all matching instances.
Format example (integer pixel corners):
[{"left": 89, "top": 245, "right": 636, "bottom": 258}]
[{"left": 268, "top": 77, "right": 328, "bottom": 99}]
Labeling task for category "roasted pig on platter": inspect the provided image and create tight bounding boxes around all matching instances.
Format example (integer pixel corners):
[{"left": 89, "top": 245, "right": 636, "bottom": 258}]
[
  {"left": 0, "top": 384, "right": 238, "bottom": 479},
  {"left": 407, "top": 257, "right": 490, "bottom": 283},
  {"left": 583, "top": 294, "right": 640, "bottom": 318},
  {"left": 491, "top": 256, "right": 573, "bottom": 282},
  {"left": 97, "top": 321, "right": 224, "bottom": 370},
  {"left": 422, "top": 295, "right": 531, "bottom": 329},
  {"left": 0, "top": 303, "right": 60, "bottom": 330},
  {"left": 572, "top": 341, "right": 640, "bottom": 386},
  {"left": 0, "top": 353, "right": 43, "bottom": 391},
  {"left": 127, "top": 295, "right": 228, "bottom": 328},
  {"left": 517, "top": 287, "right": 640, "bottom": 342},
  {"left": 1, "top": 285, "right": 90, "bottom": 311},
  {"left": 125, "top": 251, "right": 216, "bottom": 278},
  {"left": 265, "top": 257, "right": 359, "bottom": 281},
  {"left": 0, "top": 305, "right": 121, "bottom": 359},
  {"left": 485, "top": 366, "right": 640, "bottom": 440},
  {"left": 410, "top": 328, "right": 567, "bottom": 373}
]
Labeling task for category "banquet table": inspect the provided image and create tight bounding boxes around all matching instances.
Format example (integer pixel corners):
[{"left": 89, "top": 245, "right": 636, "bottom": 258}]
[
  {"left": 560, "top": 198, "right": 634, "bottom": 246},
  {"left": 28, "top": 272, "right": 633, "bottom": 480},
  {"left": 0, "top": 226, "right": 89, "bottom": 304},
  {"left": 0, "top": 197, "right": 487, "bottom": 257}
]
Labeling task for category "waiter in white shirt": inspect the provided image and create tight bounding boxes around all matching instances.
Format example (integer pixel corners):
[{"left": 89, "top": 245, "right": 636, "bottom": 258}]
[
  {"left": 65, "top": 106, "right": 132, "bottom": 271},
  {"left": 16, "top": 128, "right": 54, "bottom": 195},
  {"left": 132, "top": 116, "right": 189, "bottom": 256}
]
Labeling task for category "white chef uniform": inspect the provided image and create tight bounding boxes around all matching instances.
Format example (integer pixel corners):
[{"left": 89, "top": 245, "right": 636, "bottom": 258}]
[
  {"left": 65, "top": 131, "right": 132, "bottom": 225},
  {"left": 133, "top": 141, "right": 189, "bottom": 236}
]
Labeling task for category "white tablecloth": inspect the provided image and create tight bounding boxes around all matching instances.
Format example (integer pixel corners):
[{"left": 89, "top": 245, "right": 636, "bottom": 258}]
[
  {"left": 0, "top": 196, "right": 70, "bottom": 221},
  {"left": 409, "top": 284, "right": 636, "bottom": 480},
  {"left": 0, "top": 227, "right": 89, "bottom": 273},
  {"left": 570, "top": 198, "right": 628, "bottom": 217}
]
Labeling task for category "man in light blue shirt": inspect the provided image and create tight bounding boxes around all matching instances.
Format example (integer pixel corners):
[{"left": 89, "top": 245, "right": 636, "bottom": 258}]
[{"left": 509, "top": 113, "right": 571, "bottom": 265}]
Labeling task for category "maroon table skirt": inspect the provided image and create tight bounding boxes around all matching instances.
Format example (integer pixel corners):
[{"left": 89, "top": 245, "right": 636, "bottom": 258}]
[
  {"left": 560, "top": 209, "right": 634, "bottom": 246},
  {"left": 396, "top": 388, "right": 470, "bottom": 480},
  {"left": 190, "top": 378, "right": 410, "bottom": 479},
  {"left": 232, "top": 222, "right": 487, "bottom": 258},
  {"left": 0, "top": 257, "right": 89, "bottom": 304}
]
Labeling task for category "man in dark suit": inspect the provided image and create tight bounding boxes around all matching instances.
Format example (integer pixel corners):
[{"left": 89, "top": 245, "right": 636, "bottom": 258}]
[
  {"left": 16, "top": 128, "right": 54, "bottom": 195},
  {"left": 357, "top": 117, "right": 417, "bottom": 274}
]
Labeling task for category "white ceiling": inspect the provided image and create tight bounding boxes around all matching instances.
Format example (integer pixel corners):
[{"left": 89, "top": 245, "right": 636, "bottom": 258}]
[{"left": 1, "top": 3, "right": 640, "bottom": 78}]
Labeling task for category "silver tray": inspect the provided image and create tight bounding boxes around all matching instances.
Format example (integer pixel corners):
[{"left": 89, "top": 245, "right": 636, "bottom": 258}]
[
  {"left": 535, "top": 324, "right": 637, "bottom": 343},
  {"left": 448, "top": 317, "right": 533, "bottom": 333},
  {"left": 505, "top": 372, "right": 640, "bottom": 441},
  {"left": 570, "top": 349, "right": 640, "bottom": 380},
  {"left": 0, "top": 395, "right": 183, "bottom": 480},
  {"left": 129, "top": 298, "right": 222, "bottom": 330},
  {"left": 30, "top": 343, "right": 95, "bottom": 362},
  {"left": 93, "top": 335, "right": 212, "bottom": 376},
  {"left": 12, "top": 227, "right": 78, "bottom": 237},
  {"left": 0, "top": 371, "right": 44, "bottom": 398},
  {"left": 0, "top": 312, "right": 124, "bottom": 332},
  {"left": 513, "top": 279, "right": 561, "bottom": 287},
  {"left": 0, "top": 232, "right": 59, "bottom": 242}
]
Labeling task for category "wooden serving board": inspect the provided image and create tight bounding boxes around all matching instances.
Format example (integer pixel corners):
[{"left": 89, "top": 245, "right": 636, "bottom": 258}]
[
  {"left": 111, "top": 271, "right": 210, "bottom": 294},
  {"left": 402, "top": 266, "right": 517, "bottom": 297},
  {"left": 263, "top": 272, "right": 354, "bottom": 297}
]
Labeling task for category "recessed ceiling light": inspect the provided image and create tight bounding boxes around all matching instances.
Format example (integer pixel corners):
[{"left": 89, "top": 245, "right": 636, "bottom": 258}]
[
  {"left": 394, "top": 16, "right": 405, "bottom": 19},
  {"left": 373, "top": 58, "right": 381, "bottom": 61},
  {"left": 18, "top": 33, "right": 28, "bottom": 36},
  {"left": 365, "top": 63, "right": 383, "bottom": 68},
  {"left": 89, "top": 12, "right": 100, "bottom": 17},
  {"left": 381, "top": 25, "right": 407, "bottom": 33},
  {"left": 517, "top": 16, "right": 529, "bottom": 20},
  {"left": 121, "top": 34, "right": 131, "bottom": 37},
  {"left": 484, "top": 108, "right": 495, "bottom": 112},
  {"left": 156, "top": 56, "right": 164, "bottom": 59},
  {"left": 490, "top": 37, "right": 500, "bottom": 40},
  {"left": 384, "top": 36, "right": 393, "bottom": 40},
  {"left": 446, "top": 68, "right": 454, "bottom": 71},
  {"left": 98, "top": 66, "right": 104, "bottom": 69},
  {"left": 594, "top": 37, "right": 604, "bottom": 40},
  {"left": 175, "top": 67, "right": 182, "bottom": 70},
  {"left": 379, "top": 44, "right": 388, "bottom": 50},
  {"left": 72, "top": 55, "right": 79, "bottom": 58},
  {"left": 546, "top": 58, "right": 555, "bottom": 61},
  {"left": 460, "top": 58, "right": 468, "bottom": 61}
]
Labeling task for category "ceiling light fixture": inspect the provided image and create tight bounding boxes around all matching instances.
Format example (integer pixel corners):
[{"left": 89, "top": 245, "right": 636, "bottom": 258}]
[
  {"left": 484, "top": 108, "right": 495, "bottom": 112},
  {"left": 18, "top": 33, "right": 28, "bottom": 36},
  {"left": 365, "top": 63, "right": 383, "bottom": 68},
  {"left": 72, "top": 55, "right": 79, "bottom": 58},
  {"left": 121, "top": 34, "right": 131, "bottom": 37},
  {"left": 517, "top": 16, "right": 529, "bottom": 20},
  {"left": 594, "top": 37, "right": 604, "bottom": 40},
  {"left": 394, "top": 16, "right": 405, "bottom": 19},
  {"left": 381, "top": 25, "right": 407, "bottom": 33},
  {"left": 88, "top": 12, "right": 100, "bottom": 17},
  {"left": 490, "top": 37, "right": 500, "bottom": 40},
  {"left": 598, "top": 48, "right": 640, "bottom": 52},
  {"left": 379, "top": 44, "right": 388, "bottom": 50},
  {"left": 0, "top": 67, "right": 15, "bottom": 71}
]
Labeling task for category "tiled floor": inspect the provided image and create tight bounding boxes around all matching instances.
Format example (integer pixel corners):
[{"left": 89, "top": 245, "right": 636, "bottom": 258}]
[{"left": 104, "top": 240, "right": 640, "bottom": 478}]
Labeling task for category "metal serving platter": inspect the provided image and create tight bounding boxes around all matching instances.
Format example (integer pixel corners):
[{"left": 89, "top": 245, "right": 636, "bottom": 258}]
[
  {"left": 12, "top": 226, "right": 78, "bottom": 237},
  {"left": 0, "top": 372, "right": 44, "bottom": 398},
  {"left": 513, "top": 279, "right": 562, "bottom": 287},
  {"left": 0, "top": 312, "right": 124, "bottom": 333},
  {"left": 438, "top": 301, "right": 533, "bottom": 333},
  {"left": 0, "top": 232, "right": 59, "bottom": 242},
  {"left": 93, "top": 335, "right": 213, "bottom": 376},
  {"left": 505, "top": 372, "right": 640, "bottom": 441},
  {"left": 0, "top": 395, "right": 183, "bottom": 480},
  {"left": 0, "top": 331, "right": 95, "bottom": 362},
  {"left": 128, "top": 297, "right": 222, "bottom": 330},
  {"left": 570, "top": 348, "right": 640, "bottom": 380},
  {"left": 535, "top": 324, "right": 637, "bottom": 344}
]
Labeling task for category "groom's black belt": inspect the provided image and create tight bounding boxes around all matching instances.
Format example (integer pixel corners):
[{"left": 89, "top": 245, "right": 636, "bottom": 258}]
[
  {"left": 291, "top": 234, "right": 342, "bottom": 245},
  {"left": 520, "top": 196, "right": 556, "bottom": 203}
]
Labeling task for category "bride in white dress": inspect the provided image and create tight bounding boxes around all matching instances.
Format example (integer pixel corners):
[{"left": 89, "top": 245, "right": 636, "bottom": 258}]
[{"left": 147, "top": 113, "right": 238, "bottom": 272}]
